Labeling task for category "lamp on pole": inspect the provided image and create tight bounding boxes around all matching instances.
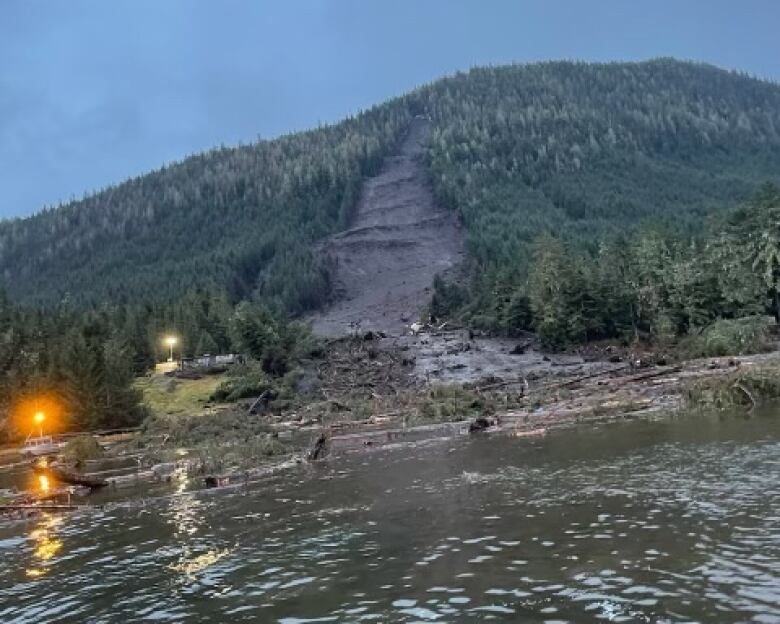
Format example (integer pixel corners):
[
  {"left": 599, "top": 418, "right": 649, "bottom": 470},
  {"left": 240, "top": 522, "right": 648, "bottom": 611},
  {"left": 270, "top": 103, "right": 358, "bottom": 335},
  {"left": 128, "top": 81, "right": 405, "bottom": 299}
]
[
  {"left": 164, "top": 336, "right": 178, "bottom": 363},
  {"left": 34, "top": 411, "right": 45, "bottom": 438}
]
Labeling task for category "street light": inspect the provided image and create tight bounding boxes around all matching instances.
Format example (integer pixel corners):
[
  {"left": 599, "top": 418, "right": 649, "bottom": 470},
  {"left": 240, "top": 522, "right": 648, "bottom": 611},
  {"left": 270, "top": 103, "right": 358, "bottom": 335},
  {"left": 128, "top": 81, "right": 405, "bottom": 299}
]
[
  {"left": 34, "top": 411, "right": 45, "bottom": 438},
  {"left": 164, "top": 336, "right": 178, "bottom": 363}
]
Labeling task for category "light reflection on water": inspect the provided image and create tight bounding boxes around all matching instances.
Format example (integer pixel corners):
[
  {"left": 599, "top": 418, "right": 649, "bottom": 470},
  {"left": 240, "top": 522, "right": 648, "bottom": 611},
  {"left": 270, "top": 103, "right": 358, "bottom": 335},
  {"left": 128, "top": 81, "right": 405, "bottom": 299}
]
[
  {"left": 24, "top": 514, "right": 63, "bottom": 579},
  {"left": 0, "top": 409, "right": 779, "bottom": 622}
]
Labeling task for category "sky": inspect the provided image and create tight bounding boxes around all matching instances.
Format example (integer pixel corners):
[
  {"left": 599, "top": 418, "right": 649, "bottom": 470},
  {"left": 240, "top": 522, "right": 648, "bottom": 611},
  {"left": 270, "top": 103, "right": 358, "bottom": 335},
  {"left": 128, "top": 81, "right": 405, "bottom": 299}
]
[{"left": 1, "top": 0, "right": 779, "bottom": 219}]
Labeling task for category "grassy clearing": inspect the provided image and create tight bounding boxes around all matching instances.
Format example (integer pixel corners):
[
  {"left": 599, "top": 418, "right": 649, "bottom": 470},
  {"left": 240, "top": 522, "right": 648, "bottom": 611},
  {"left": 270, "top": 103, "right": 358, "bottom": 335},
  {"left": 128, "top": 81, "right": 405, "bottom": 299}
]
[
  {"left": 135, "top": 374, "right": 226, "bottom": 417},
  {"left": 685, "top": 366, "right": 780, "bottom": 410},
  {"left": 133, "top": 371, "right": 301, "bottom": 472},
  {"left": 677, "top": 316, "right": 774, "bottom": 359}
]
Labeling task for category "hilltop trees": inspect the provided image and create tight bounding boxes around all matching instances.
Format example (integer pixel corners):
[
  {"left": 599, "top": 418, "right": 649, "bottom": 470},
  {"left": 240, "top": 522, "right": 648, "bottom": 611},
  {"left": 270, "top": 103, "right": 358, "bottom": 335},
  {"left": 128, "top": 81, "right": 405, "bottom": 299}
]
[
  {"left": 0, "top": 105, "right": 412, "bottom": 311},
  {"left": 2, "top": 60, "right": 780, "bottom": 323},
  {"left": 416, "top": 61, "right": 780, "bottom": 327}
]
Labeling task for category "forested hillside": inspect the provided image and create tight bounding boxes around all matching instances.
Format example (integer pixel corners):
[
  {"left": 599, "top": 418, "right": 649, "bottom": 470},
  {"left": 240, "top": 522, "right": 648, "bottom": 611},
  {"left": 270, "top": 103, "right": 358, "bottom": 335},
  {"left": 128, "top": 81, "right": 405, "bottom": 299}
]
[
  {"left": 4, "top": 59, "right": 780, "bottom": 437},
  {"left": 423, "top": 60, "right": 780, "bottom": 264},
  {"left": 418, "top": 60, "right": 780, "bottom": 331},
  {"left": 0, "top": 106, "right": 412, "bottom": 312},
  {"left": 2, "top": 59, "right": 780, "bottom": 322}
]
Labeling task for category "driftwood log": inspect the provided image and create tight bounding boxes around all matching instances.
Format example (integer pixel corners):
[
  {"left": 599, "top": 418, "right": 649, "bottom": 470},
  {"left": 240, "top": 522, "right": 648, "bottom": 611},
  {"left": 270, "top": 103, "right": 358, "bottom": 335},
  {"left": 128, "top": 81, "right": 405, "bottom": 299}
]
[
  {"left": 1, "top": 504, "right": 84, "bottom": 512},
  {"left": 34, "top": 464, "right": 107, "bottom": 489}
]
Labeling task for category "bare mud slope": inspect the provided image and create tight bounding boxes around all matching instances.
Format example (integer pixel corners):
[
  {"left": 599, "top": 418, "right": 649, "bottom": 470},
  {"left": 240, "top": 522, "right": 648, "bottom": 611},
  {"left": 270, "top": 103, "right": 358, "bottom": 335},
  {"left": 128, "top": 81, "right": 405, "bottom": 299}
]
[{"left": 309, "top": 118, "right": 464, "bottom": 337}]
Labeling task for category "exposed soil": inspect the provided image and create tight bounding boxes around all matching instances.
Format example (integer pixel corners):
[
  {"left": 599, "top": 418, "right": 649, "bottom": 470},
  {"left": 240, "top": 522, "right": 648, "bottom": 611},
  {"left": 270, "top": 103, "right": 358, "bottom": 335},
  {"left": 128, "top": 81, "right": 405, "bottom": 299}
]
[
  {"left": 395, "top": 328, "right": 600, "bottom": 384},
  {"left": 308, "top": 118, "right": 465, "bottom": 337},
  {"left": 319, "top": 349, "right": 780, "bottom": 457}
]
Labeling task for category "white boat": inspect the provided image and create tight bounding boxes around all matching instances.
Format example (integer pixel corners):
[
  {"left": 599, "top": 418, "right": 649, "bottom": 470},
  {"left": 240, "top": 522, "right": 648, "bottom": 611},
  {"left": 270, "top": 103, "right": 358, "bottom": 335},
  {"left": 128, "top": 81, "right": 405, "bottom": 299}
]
[{"left": 19, "top": 436, "right": 64, "bottom": 458}]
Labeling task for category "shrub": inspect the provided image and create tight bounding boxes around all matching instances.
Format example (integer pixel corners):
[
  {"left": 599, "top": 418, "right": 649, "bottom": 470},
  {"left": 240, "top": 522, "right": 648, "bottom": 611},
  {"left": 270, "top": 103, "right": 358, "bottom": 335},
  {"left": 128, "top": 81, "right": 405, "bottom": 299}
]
[
  {"left": 62, "top": 436, "right": 105, "bottom": 462},
  {"left": 685, "top": 367, "right": 780, "bottom": 410},
  {"left": 679, "top": 316, "right": 774, "bottom": 358},
  {"left": 210, "top": 361, "right": 272, "bottom": 402},
  {"left": 416, "top": 384, "right": 494, "bottom": 423}
]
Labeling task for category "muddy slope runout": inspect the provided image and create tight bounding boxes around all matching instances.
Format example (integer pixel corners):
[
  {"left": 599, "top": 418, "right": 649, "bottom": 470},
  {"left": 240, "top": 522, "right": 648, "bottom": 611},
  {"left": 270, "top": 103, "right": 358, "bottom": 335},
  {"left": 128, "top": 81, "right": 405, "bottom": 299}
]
[{"left": 309, "top": 118, "right": 464, "bottom": 337}]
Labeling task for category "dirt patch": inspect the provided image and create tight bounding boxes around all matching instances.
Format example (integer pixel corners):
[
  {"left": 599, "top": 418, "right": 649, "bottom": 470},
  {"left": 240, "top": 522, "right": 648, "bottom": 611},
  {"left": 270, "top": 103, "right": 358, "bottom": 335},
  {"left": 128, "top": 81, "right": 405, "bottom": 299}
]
[
  {"left": 396, "top": 329, "right": 609, "bottom": 384},
  {"left": 314, "top": 350, "right": 780, "bottom": 458},
  {"left": 308, "top": 118, "right": 465, "bottom": 337}
]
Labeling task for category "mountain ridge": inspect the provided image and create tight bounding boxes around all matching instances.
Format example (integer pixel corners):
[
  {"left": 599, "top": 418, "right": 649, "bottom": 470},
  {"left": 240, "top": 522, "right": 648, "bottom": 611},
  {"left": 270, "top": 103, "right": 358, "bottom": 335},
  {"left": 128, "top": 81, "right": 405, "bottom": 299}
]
[{"left": 3, "top": 58, "right": 780, "bottom": 313}]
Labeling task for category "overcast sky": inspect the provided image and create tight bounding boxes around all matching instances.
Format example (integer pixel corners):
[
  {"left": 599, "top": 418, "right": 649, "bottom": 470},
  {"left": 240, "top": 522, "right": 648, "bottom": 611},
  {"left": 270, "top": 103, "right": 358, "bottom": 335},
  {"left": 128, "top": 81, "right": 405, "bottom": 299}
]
[{"left": 1, "top": 0, "right": 779, "bottom": 219}]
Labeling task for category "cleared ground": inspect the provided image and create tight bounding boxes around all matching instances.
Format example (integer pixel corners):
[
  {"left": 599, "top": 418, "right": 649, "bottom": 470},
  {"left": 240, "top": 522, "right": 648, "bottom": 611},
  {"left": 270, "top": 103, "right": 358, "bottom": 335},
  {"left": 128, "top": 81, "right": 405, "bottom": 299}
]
[
  {"left": 309, "top": 118, "right": 465, "bottom": 337},
  {"left": 135, "top": 374, "right": 226, "bottom": 417}
]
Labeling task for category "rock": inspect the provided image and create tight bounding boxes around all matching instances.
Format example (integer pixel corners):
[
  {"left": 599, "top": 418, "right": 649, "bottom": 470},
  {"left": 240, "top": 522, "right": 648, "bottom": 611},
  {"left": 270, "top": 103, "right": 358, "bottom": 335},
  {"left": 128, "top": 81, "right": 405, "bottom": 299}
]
[
  {"left": 468, "top": 415, "right": 500, "bottom": 433},
  {"left": 469, "top": 417, "right": 491, "bottom": 433}
]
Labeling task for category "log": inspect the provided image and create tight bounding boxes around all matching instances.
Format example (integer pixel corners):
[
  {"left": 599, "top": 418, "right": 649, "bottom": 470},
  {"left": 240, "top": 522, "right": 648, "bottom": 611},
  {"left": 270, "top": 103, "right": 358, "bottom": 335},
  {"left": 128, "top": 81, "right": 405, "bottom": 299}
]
[
  {"left": 615, "top": 366, "right": 683, "bottom": 384},
  {"left": 105, "top": 470, "right": 155, "bottom": 488},
  {"left": 477, "top": 378, "right": 528, "bottom": 392},
  {"left": 536, "top": 364, "right": 629, "bottom": 392},
  {"left": 0, "top": 504, "right": 85, "bottom": 512},
  {"left": 35, "top": 465, "right": 107, "bottom": 489}
]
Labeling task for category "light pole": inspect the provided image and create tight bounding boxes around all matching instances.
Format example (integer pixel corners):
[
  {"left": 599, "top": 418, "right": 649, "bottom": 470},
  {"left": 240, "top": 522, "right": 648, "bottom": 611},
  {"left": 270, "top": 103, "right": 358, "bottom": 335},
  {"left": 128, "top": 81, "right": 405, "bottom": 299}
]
[
  {"left": 34, "top": 411, "right": 45, "bottom": 438},
  {"left": 164, "top": 336, "right": 178, "bottom": 363}
]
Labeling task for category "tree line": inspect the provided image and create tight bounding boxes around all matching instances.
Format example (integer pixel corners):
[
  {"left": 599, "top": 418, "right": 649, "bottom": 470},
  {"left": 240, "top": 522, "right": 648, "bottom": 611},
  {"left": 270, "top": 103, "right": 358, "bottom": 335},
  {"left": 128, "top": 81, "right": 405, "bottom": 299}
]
[
  {"left": 0, "top": 288, "right": 311, "bottom": 441},
  {"left": 434, "top": 184, "right": 780, "bottom": 349}
]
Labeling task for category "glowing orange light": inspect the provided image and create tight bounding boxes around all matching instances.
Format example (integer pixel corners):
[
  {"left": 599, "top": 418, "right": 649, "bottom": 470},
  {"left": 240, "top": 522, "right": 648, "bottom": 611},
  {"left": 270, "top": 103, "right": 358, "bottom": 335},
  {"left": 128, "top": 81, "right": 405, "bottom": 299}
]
[
  {"left": 11, "top": 394, "right": 66, "bottom": 438},
  {"left": 38, "top": 475, "right": 50, "bottom": 493},
  {"left": 164, "top": 336, "right": 178, "bottom": 347}
]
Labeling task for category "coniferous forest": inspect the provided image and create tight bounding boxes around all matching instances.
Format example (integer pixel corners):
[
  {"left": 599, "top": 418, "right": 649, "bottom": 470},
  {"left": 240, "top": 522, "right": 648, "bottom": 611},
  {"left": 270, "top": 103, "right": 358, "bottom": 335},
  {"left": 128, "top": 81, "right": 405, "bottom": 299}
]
[{"left": 3, "top": 59, "right": 780, "bottom": 434}]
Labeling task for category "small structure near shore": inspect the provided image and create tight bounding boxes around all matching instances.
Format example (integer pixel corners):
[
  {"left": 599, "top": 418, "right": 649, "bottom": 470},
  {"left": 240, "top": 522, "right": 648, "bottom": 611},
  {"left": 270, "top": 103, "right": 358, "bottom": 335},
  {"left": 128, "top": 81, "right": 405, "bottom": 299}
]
[{"left": 180, "top": 353, "right": 243, "bottom": 371}]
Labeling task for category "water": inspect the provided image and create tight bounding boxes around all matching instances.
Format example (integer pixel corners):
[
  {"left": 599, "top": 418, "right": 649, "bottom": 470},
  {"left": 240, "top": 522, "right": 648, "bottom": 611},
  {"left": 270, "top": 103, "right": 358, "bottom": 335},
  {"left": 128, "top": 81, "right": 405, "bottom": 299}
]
[{"left": 1, "top": 409, "right": 779, "bottom": 622}]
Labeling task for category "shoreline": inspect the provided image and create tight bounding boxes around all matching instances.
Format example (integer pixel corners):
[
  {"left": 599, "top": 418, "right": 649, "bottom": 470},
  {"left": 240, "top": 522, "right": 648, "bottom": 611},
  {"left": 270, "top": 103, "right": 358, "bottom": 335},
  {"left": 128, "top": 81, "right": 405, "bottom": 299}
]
[{"left": 3, "top": 346, "right": 778, "bottom": 519}]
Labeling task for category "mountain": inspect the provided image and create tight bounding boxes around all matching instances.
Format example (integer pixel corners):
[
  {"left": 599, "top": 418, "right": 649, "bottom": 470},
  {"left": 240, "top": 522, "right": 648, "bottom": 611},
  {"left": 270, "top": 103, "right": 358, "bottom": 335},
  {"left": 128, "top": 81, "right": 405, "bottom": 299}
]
[
  {"left": 0, "top": 106, "right": 413, "bottom": 313},
  {"left": 2, "top": 59, "right": 780, "bottom": 316}
]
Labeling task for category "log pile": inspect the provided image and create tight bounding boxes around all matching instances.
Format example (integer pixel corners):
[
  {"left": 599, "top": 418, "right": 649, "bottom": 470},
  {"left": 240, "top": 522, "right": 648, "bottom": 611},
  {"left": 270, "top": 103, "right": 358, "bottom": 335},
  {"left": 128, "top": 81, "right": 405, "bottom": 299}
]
[{"left": 316, "top": 336, "right": 417, "bottom": 401}]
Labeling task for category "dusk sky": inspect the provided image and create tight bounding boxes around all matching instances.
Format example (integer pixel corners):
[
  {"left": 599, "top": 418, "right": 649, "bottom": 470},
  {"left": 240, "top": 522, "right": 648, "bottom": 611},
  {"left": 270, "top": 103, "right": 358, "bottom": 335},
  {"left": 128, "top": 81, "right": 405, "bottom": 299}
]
[{"left": 2, "top": 0, "right": 779, "bottom": 218}]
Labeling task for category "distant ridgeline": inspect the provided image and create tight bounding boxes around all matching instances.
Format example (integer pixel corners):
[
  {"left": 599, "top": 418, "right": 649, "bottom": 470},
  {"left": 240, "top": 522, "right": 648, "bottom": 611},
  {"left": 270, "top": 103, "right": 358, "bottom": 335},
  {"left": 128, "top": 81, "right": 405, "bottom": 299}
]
[{"left": 2, "top": 59, "right": 780, "bottom": 321}]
